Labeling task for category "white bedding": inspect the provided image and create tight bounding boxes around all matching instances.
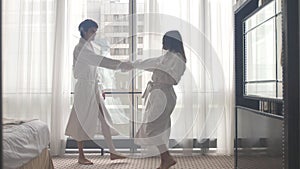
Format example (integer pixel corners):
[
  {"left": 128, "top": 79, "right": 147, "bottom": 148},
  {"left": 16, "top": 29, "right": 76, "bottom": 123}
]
[{"left": 3, "top": 119, "right": 50, "bottom": 169}]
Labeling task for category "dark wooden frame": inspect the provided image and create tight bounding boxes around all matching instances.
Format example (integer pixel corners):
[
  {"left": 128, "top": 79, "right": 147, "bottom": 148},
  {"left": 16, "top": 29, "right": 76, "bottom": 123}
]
[
  {"left": 234, "top": 0, "right": 260, "bottom": 111},
  {"left": 235, "top": 0, "right": 300, "bottom": 168},
  {"left": 0, "top": 0, "right": 3, "bottom": 168},
  {"left": 234, "top": 0, "right": 290, "bottom": 168},
  {"left": 234, "top": 1, "right": 260, "bottom": 167},
  {"left": 282, "top": 0, "right": 299, "bottom": 168}
]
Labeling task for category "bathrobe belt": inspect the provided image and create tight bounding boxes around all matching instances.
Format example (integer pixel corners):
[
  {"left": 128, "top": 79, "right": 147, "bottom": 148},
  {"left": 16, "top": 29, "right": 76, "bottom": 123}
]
[
  {"left": 142, "top": 81, "right": 172, "bottom": 103},
  {"left": 77, "top": 78, "right": 99, "bottom": 83}
]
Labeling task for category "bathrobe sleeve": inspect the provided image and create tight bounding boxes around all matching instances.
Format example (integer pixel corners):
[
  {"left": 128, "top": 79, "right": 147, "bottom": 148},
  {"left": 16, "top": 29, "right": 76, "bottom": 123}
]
[
  {"left": 76, "top": 46, "right": 122, "bottom": 70},
  {"left": 133, "top": 52, "right": 186, "bottom": 83}
]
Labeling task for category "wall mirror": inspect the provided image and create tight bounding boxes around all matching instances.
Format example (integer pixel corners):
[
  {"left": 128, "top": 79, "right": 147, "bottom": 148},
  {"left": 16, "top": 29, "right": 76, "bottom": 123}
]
[{"left": 243, "top": 0, "right": 282, "bottom": 100}]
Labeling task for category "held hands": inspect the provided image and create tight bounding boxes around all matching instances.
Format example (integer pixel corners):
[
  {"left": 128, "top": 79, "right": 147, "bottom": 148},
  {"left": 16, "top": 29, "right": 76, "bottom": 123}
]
[{"left": 119, "top": 61, "right": 133, "bottom": 72}]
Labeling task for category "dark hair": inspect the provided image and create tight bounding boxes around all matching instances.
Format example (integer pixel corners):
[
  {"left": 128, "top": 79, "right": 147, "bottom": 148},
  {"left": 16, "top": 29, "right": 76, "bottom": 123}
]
[
  {"left": 163, "top": 30, "right": 186, "bottom": 62},
  {"left": 78, "top": 19, "right": 98, "bottom": 38}
]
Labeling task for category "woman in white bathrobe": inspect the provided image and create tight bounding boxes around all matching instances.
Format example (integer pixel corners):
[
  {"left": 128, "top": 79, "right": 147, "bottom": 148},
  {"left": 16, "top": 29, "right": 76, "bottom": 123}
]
[
  {"left": 133, "top": 30, "right": 186, "bottom": 169},
  {"left": 65, "top": 19, "right": 130, "bottom": 165}
]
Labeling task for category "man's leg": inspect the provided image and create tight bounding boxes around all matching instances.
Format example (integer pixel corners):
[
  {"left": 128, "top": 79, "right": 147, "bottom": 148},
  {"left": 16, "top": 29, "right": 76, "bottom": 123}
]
[
  {"left": 78, "top": 141, "right": 93, "bottom": 165},
  {"left": 98, "top": 105, "right": 127, "bottom": 160}
]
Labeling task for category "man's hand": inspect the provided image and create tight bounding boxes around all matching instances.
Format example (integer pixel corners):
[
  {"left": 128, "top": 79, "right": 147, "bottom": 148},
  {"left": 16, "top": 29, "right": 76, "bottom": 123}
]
[{"left": 120, "top": 61, "right": 133, "bottom": 72}]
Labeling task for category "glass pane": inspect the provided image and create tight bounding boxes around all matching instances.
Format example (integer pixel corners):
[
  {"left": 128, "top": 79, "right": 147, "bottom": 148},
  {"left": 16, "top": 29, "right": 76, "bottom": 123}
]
[
  {"left": 276, "top": 0, "right": 282, "bottom": 14},
  {"left": 245, "top": 18, "right": 276, "bottom": 82},
  {"left": 244, "top": 1, "right": 275, "bottom": 32},
  {"left": 243, "top": 0, "right": 283, "bottom": 100},
  {"left": 84, "top": 0, "right": 132, "bottom": 138},
  {"left": 276, "top": 14, "right": 283, "bottom": 82},
  {"left": 246, "top": 82, "right": 277, "bottom": 98},
  {"left": 277, "top": 82, "right": 282, "bottom": 98},
  {"left": 136, "top": 0, "right": 221, "bottom": 146},
  {"left": 135, "top": 0, "right": 146, "bottom": 93},
  {"left": 94, "top": 93, "right": 137, "bottom": 138}
]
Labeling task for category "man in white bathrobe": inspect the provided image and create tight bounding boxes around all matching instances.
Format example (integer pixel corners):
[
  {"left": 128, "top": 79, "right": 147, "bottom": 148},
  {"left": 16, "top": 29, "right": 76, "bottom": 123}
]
[{"left": 65, "top": 19, "right": 131, "bottom": 165}]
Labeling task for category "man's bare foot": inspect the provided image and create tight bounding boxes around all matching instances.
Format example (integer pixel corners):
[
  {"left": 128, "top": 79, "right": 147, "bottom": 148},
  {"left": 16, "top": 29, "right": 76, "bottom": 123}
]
[
  {"left": 78, "top": 158, "right": 93, "bottom": 165},
  {"left": 159, "top": 157, "right": 177, "bottom": 169},
  {"left": 110, "top": 152, "right": 127, "bottom": 160}
]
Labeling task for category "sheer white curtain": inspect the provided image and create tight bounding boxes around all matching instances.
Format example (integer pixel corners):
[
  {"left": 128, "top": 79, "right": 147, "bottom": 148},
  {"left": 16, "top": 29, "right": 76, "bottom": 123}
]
[
  {"left": 143, "top": 0, "right": 235, "bottom": 155},
  {"left": 206, "top": 0, "right": 235, "bottom": 155},
  {"left": 2, "top": 0, "right": 72, "bottom": 156},
  {"left": 50, "top": 0, "right": 73, "bottom": 156},
  {"left": 2, "top": 0, "right": 55, "bottom": 123}
]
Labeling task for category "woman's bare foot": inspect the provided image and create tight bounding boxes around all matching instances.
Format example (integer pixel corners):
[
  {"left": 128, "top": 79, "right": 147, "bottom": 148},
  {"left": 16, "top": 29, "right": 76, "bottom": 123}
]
[
  {"left": 78, "top": 158, "right": 93, "bottom": 165},
  {"left": 158, "top": 156, "right": 177, "bottom": 169},
  {"left": 110, "top": 152, "right": 127, "bottom": 160}
]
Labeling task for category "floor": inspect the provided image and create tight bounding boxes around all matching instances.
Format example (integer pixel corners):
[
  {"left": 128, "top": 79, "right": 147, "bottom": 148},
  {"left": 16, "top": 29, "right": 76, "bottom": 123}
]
[{"left": 52, "top": 153, "right": 234, "bottom": 169}]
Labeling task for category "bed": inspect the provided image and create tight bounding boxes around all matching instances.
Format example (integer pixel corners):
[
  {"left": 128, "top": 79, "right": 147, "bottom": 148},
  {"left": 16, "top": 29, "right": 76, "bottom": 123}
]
[{"left": 3, "top": 119, "right": 54, "bottom": 169}]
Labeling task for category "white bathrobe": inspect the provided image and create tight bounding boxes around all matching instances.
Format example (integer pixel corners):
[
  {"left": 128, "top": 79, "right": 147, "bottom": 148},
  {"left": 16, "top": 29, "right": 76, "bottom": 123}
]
[
  {"left": 65, "top": 38, "right": 121, "bottom": 141},
  {"left": 133, "top": 51, "right": 186, "bottom": 147}
]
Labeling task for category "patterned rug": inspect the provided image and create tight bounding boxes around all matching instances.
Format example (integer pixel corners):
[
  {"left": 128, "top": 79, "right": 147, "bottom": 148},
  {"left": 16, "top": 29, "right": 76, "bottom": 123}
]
[{"left": 53, "top": 153, "right": 234, "bottom": 169}]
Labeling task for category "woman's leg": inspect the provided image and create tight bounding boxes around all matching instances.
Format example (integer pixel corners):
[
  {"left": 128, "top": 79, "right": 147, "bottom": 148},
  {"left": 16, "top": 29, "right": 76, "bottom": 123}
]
[
  {"left": 157, "top": 144, "right": 176, "bottom": 169},
  {"left": 77, "top": 141, "right": 93, "bottom": 165}
]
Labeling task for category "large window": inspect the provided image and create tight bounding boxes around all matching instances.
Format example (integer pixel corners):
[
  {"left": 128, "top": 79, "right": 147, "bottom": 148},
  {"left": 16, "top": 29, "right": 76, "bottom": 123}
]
[
  {"left": 67, "top": 0, "right": 231, "bottom": 152},
  {"left": 68, "top": 0, "right": 147, "bottom": 142},
  {"left": 2, "top": 0, "right": 235, "bottom": 155}
]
